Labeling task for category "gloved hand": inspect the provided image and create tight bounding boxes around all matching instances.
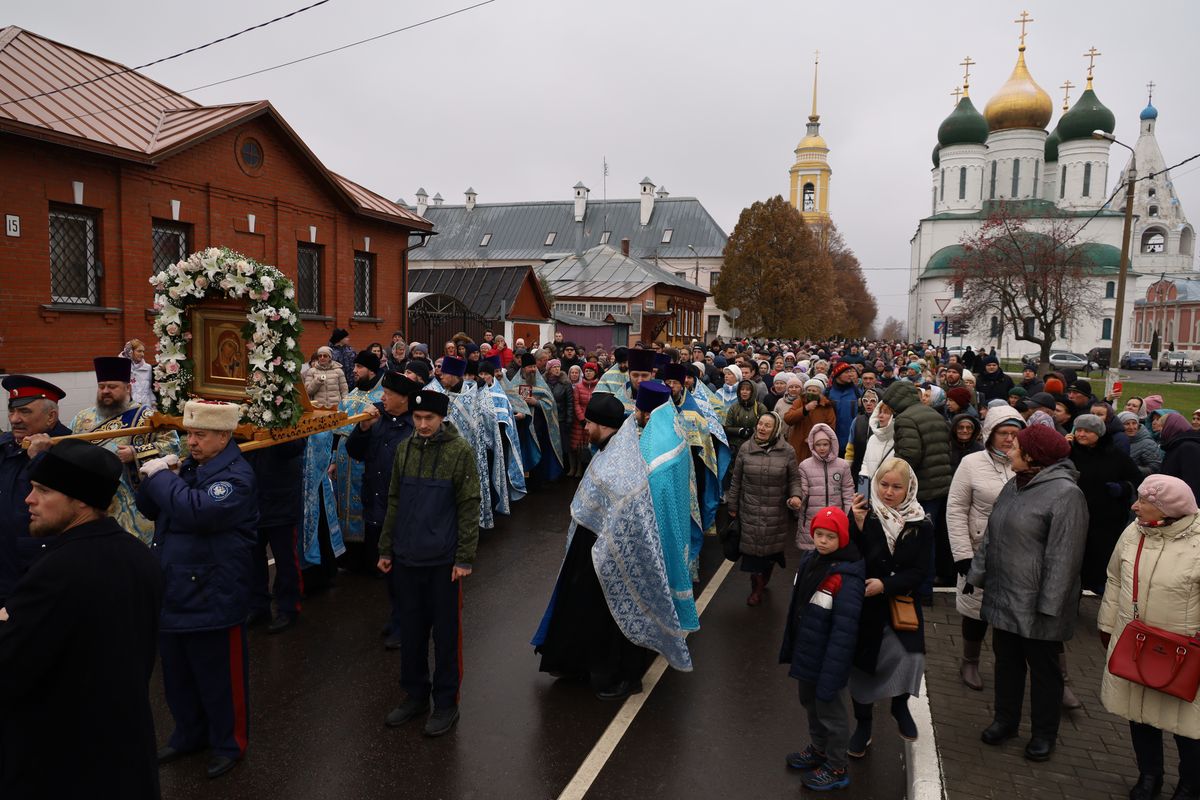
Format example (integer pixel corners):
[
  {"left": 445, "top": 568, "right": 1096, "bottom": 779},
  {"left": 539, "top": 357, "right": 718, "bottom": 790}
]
[
  {"left": 139, "top": 454, "right": 180, "bottom": 478},
  {"left": 1105, "top": 482, "right": 1124, "bottom": 498},
  {"left": 955, "top": 558, "right": 973, "bottom": 577},
  {"left": 961, "top": 582, "right": 975, "bottom": 595}
]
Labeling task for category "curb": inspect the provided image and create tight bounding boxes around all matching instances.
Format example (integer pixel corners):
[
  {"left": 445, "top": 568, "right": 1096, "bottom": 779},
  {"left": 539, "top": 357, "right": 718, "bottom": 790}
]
[{"left": 906, "top": 675, "right": 945, "bottom": 800}]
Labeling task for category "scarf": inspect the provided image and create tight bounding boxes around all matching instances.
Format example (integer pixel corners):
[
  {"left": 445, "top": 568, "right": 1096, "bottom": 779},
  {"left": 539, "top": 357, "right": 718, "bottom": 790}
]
[
  {"left": 869, "top": 463, "right": 925, "bottom": 553},
  {"left": 753, "top": 411, "right": 784, "bottom": 449},
  {"left": 794, "top": 541, "right": 862, "bottom": 619}
]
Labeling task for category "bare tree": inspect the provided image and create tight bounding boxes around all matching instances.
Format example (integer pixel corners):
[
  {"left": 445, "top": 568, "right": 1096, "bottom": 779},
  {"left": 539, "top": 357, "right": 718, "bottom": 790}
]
[
  {"left": 879, "top": 316, "right": 906, "bottom": 341},
  {"left": 950, "top": 205, "right": 1102, "bottom": 373}
]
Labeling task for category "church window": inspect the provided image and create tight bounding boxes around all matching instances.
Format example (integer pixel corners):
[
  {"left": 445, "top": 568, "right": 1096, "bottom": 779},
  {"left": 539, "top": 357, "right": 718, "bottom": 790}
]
[
  {"left": 1102, "top": 318, "right": 1113, "bottom": 340},
  {"left": 958, "top": 168, "right": 966, "bottom": 200},
  {"left": 1082, "top": 163, "right": 1092, "bottom": 198},
  {"left": 1148, "top": 188, "right": 1157, "bottom": 199},
  {"left": 1060, "top": 166, "right": 1067, "bottom": 199},
  {"left": 1149, "top": 205, "right": 1159, "bottom": 217},
  {"left": 1011, "top": 159, "right": 1020, "bottom": 197},
  {"left": 803, "top": 183, "right": 816, "bottom": 211},
  {"left": 1060, "top": 321, "right": 1068, "bottom": 338},
  {"left": 1142, "top": 229, "right": 1166, "bottom": 254},
  {"left": 931, "top": 187, "right": 937, "bottom": 214},
  {"left": 1181, "top": 227, "right": 1194, "bottom": 256},
  {"left": 1105, "top": 281, "right": 1116, "bottom": 299},
  {"left": 1033, "top": 160, "right": 1039, "bottom": 198},
  {"left": 989, "top": 161, "right": 997, "bottom": 200},
  {"left": 953, "top": 280, "right": 963, "bottom": 299},
  {"left": 1024, "top": 317, "right": 1036, "bottom": 338},
  {"left": 990, "top": 316, "right": 1000, "bottom": 337},
  {"left": 940, "top": 170, "right": 945, "bottom": 201}
]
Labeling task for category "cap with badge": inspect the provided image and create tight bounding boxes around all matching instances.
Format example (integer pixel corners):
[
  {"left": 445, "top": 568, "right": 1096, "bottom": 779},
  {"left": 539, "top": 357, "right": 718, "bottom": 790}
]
[
  {"left": 3, "top": 375, "right": 66, "bottom": 408},
  {"left": 412, "top": 390, "right": 450, "bottom": 417},
  {"left": 28, "top": 438, "right": 123, "bottom": 510},
  {"left": 93, "top": 356, "right": 132, "bottom": 384},
  {"left": 635, "top": 380, "right": 671, "bottom": 413}
]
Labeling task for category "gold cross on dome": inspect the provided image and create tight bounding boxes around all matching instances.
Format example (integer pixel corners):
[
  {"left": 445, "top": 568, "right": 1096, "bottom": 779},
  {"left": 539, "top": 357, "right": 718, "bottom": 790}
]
[
  {"left": 951, "top": 86, "right": 963, "bottom": 105},
  {"left": 1146, "top": 80, "right": 1156, "bottom": 103},
  {"left": 1060, "top": 79, "right": 1075, "bottom": 111},
  {"left": 814, "top": 49, "right": 820, "bottom": 65},
  {"left": 960, "top": 56, "right": 975, "bottom": 92},
  {"left": 1084, "top": 46, "right": 1102, "bottom": 79},
  {"left": 1014, "top": 11, "right": 1034, "bottom": 47}
]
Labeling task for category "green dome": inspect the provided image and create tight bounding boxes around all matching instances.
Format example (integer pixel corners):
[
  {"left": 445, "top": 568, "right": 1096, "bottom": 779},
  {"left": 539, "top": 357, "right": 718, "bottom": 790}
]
[
  {"left": 1044, "top": 127, "right": 1061, "bottom": 163},
  {"left": 1057, "top": 88, "right": 1116, "bottom": 143},
  {"left": 932, "top": 143, "right": 941, "bottom": 167},
  {"left": 937, "top": 97, "right": 989, "bottom": 148}
]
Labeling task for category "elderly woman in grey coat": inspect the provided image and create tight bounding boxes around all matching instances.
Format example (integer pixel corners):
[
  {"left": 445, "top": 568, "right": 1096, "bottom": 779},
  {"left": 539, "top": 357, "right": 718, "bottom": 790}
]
[
  {"left": 727, "top": 411, "right": 802, "bottom": 607},
  {"left": 967, "top": 425, "right": 1089, "bottom": 764}
]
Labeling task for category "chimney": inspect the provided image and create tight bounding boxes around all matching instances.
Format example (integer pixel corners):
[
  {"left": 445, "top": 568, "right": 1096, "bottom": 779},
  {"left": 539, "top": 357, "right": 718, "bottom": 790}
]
[
  {"left": 656, "top": 185, "right": 669, "bottom": 199},
  {"left": 465, "top": 187, "right": 477, "bottom": 211},
  {"left": 432, "top": 192, "right": 444, "bottom": 206},
  {"left": 639, "top": 176, "right": 656, "bottom": 225},
  {"left": 415, "top": 187, "right": 429, "bottom": 217},
  {"left": 620, "top": 238, "right": 630, "bottom": 257},
  {"left": 573, "top": 181, "right": 589, "bottom": 223}
]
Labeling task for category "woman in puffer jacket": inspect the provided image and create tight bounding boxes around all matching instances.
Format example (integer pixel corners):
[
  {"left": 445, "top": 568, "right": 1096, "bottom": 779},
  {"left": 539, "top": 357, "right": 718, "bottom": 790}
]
[
  {"left": 945, "top": 405, "right": 1023, "bottom": 691},
  {"left": 304, "top": 345, "right": 349, "bottom": 407},
  {"left": 1118, "top": 411, "right": 1164, "bottom": 477},
  {"left": 797, "top": 424, "right": 854, "bottom": 550},
  {"left": 1098, "top": 475, "right": 1200, "bottom": 800},
  {"left": 724, "top": 380, "right": 767, "bottom": 456},
  {"left": 857, "top": 403, "right": 895, "bottom": 497},
  {"left": 727, "top": 411, "right": 802, "bottom": 606}
]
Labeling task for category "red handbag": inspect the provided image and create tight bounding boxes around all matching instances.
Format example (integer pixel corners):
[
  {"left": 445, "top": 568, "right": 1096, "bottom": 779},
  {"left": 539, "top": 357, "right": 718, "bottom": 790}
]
[{"left": 1107, "top": 535, "right": 1200, "bottom": 702}]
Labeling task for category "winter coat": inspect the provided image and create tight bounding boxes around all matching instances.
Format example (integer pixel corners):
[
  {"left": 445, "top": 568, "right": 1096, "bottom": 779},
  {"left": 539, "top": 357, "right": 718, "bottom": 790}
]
[
  {"left": 967, "top": 460, "right": 1088, "bottom": 641},
  {"left": 948, "top": 413, "right": 984, "bottom": 472},
  {"left": 1071, "top": 435, "right": 1145, "bottom": 592},
  {"left": 946, "top": 406, "right": 1022, "bottom": 619},
  {"left": 975, "top": 368, "right": 1015, "bottom": 404},
  {"left": 1161, "top": 430, "right": 1200, "bottom": 503},
  {"left": 859, "top": 406, "right": 896, "bottom": 492},
  {"left": 827, "top": 381, "right": 863, "bottom": 457},
  {"left": 798, "top": 424, "right": 854, "bottom": 538},
  {"left": 1098, "top": 513, "right": 1200, "bottom": 738},
  {"left": 548, "top": 375, "right": 574, "bottom": 450},
  {"left": 1127, "top": 425, "right": 1164, "bottom": 477},
  {"left": 129, "top": 359, "right": 155, "bottom": 409},
  {"left": 305, "top": 361, "right": 349, "bottom": 407},
  {"left": 726, "top": 437, "right": 802, "bottom": 557},
  {"left": 330, "top": 342, "right": 357, "bottom": 385},
  {"left": 848, "top": 412, "right": 871, "bottom": 481},
  {"left": 783, "top": 393, "right": 837, "bottom": 463},
  {"left": 882, "top": 382, "right": 952, "bottom": 501},
  {"left": 779, "top": 549, "right": 866, "bottom": 701},
  {"left": 775, "top": 394, "right": 800, "bottom": 439},
  {"left": 724, "top": 392, "right": 767, "bottom": 455},
  {"left": 1021, "top": 376, "right": 1045, "bottom": 395},
  {"left": 851, "top": 513, "right": 933, "bottom": 673},
  {"left": 570, "top": 379, "right": 597, "bottom": 449}
]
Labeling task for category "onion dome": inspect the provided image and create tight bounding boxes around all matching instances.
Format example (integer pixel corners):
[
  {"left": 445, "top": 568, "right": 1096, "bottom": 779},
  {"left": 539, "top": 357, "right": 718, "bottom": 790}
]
[
  {"left": 937, "top": 97, "right": 989, "bottom": 147},
  {"left": 984, "top": 47, "right": 1053, "bottom": 132},
  {"left": 1140, "top": 103, "right": 1158, "bottom": 121},
  {"left": 1044, "top": 127, "right": 1061, "bottom": 162},
  {"left": 1057, "top": 85, "right": 1115, "bottom": 142},
  {"left": 932, "top": 143, "right": 941, "bottom": 168}
]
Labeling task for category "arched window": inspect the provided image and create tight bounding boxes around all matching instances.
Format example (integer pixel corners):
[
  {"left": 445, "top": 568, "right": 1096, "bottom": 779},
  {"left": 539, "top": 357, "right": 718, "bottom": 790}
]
[
  {"left": 1148, "top": 188, "right": 1157, "bottom": 199},
  {"left": 1033, "top": 160, "right": 1039, "bottom": 198},
  {"left": 939, "top": 170, "right": 945, "bottom": 201},
  {"left": 803, "top": 182, "right": 816, "bottom": 211},
  {"left": 1102, "top": 318, "right": 1113, "bottom": 340},
  {"left": 990, "top": 316, "right": 1000, "bottom": 337},
  {"left": 990, "top": 161, "right": 997, "bottom": 199},
  {"left": 953, "top": 280, "right": 964, "bottom": 299},
  {"left": 931, "top": 187, "right": 937, "bottom": 214},
  {"left": 1011, "top": 159, "right": 1021, "bottom": 197},
  {"left": 1142, "top": 228, "right": 1167, "bottom": 254},
  {"left": 1060, "top": 165, "right": 1067, "bottom": 199},
  {"left": 1082, "top": 163, "right": 1092, "bottom": 197},
  {"left": 1105, "top": 281, "right": 1116, "bottom": 299},
  {"left": 958, "top": 168, "right": 966, "bottom": 200},
  {"left": 1181, "top": 227, "right": 1195, "bottom": 256}
]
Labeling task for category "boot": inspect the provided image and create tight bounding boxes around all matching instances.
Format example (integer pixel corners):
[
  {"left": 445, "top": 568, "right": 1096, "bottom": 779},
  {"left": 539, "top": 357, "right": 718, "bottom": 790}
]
[
  {"left": 848, "top": 701, "right": 873, "bottom": 758},
  {"left": 747, "top": 574, "right": 764, "bottom": 606},
  {"left": 891, "top": 694, "right": 918, "bottom": 741},
  {"left": 1060, "top": 652, "right": 1082, "bottom": 710},
  {"left": 960, "top": 638, "right": 984, "bottom": 691}
]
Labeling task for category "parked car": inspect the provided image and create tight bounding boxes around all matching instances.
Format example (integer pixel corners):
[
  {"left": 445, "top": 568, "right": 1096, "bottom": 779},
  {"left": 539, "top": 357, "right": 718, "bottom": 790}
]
[
  {"left": 1087, "top": 347, "right": 1111, "bottom": 371},
  {"left": 1048, "top": 351, "right": 1099, "bottom": 373},
  {"left": 1159, "top": 351, "right": 1195, "bottom": 371},
  {"left": 1120, "top": 350, "right": 1154, "bottom": 370}
]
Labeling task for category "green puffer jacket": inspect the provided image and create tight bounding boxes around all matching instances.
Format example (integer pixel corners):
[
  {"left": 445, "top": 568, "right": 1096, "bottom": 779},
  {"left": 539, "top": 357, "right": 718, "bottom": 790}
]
[
  {"left": 881, "top": 382, "right": 952, "bottom": 501},
  {"left": 379, "top": 423, "right": 481, "bottom": 567},
  {"left": 724, "top": 396, "right": 767, "bottom": 454}
]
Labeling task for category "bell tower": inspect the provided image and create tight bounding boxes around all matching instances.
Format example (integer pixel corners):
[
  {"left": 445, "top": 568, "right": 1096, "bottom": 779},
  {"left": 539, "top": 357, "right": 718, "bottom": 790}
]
[{"left": 789, "top": 51, "right": 832, "bottom": 223}]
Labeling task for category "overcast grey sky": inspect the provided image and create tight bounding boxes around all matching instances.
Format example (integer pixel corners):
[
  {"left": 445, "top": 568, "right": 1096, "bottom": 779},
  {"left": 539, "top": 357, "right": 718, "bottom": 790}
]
[{"left": 12, "top": 0, "right": 1200, "bottom": 323}]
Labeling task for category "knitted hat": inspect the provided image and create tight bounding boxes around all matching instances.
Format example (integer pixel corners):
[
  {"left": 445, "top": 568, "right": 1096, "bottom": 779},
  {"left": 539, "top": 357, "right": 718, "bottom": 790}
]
[
  {"left": 546, "top": 358, "right": 562, "bottom": 370},
  {"left": 354, "top": 350, "right": 381, "bottom": 372},
  {"left": 28, "top": 439, "right": 122, "bottom": 510},
  {"left": 1044, "top": 377, "right": 1065, "bottom": 395},
  {"left": 316, "top": 345, "right": 333, "bottom": 357},
  {"left": 1028, "top": 391, "right": 1057, "bottom": 411},
  {"left": 1016, "top": 425, "right": 1070, "bottom": 467},
  {"left": 1144, "top": 395, "right": 1164, "bottom": 415},
  {"left": 811, "top": 506, "right": 850, "bottom": 549},
  {"left": 1008, "top": 386, "right": 1027, "bottom": 398},
  {"left": 1072, "top": 414, "right": 1106, "bottom": 436},
  {"left": 804, "top": 378, "right": 824, "bottom": 392},
  {"left": 583, "top": 361, "right": 599, "bottom": 374},
  {"left": 1139, "top": 474, "right": 1199, "bottom": 518},
  {"left": 946, "top": 387, "right": 973, "bottom": 409},
  {"left": 405, "top": 360, "right": 431, "bottom": 383},
  {"left": 1117, "top": 411, "right": 1140, "bottom": 425},
  {"left": 182, "top": 399, "right": 241, "bottom": 432},
  {"left": 831, "top": 361, "right": 854, "bottom": 379},
  {"left": 1067, "top": 379, "right": 1092, "bottom": 397},
  {"left": 330, "top": 328, "right": 349, "bottom": 345}
]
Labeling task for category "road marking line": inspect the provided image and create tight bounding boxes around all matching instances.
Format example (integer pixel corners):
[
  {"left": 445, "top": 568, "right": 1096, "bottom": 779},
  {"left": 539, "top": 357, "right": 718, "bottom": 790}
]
[
  {"left": 906, "top": 675, "right": 944, "bottom": 800},
  {"left": 557, "top": 557, "right": 735, "bottom": 800}
]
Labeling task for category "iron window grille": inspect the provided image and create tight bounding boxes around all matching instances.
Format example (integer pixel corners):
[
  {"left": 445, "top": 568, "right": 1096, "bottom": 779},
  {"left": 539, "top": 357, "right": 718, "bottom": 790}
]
[
  {"left": 296, "top": 244, "right": 321, "bottom": 314},
  {"left": 152, "top": 221, "right": 189, "bottom": 275},
  {"left": 49, "top": 208, "right": 99, "bottom": 304},
  {"left": 353, "top": 251, "right": 374, "bottom": 317}
]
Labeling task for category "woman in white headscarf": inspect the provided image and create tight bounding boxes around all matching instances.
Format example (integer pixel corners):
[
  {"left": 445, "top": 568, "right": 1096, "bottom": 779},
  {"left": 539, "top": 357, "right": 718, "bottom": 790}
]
[
  {"left": 120, "top": 339, "right": 155, "bottom": 409},
  {"left": 846, "top": 457, "right": 932, "bottom": 757},
  {"left": 716, "top": 365, "right": 741, "bottom": 406}
]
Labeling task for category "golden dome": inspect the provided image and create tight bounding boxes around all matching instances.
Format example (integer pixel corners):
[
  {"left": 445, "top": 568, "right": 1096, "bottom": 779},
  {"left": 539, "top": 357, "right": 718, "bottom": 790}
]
[
  {"left": 795, "top": 115, "right": 828, "bottom": 152},
  {"left": 984, "top": 47, "right": 1053, "bottom": 132}
]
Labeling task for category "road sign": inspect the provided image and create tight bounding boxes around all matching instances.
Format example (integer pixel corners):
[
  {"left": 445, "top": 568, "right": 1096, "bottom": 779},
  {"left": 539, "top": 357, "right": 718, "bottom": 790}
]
[
  {"left": 933, "top": 320, "right": 947, "bottom": 334},
  {"left": 935, "top": 298, "right": 952, "bottom": 313}
]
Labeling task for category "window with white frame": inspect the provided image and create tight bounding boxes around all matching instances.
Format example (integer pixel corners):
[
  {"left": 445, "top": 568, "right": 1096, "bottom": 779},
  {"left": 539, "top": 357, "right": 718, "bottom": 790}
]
[
  {"left": 661, "top": 229, "right": 673, "bottom": 244},
  {"left": 554, "top": 302, "right": 587, "bottom": 316},
  {"left": 589, "top": 302, "right": 627, "bottom": 320},
  {"left": 599, "top": 231, "right": 611, "bottom": 245}
]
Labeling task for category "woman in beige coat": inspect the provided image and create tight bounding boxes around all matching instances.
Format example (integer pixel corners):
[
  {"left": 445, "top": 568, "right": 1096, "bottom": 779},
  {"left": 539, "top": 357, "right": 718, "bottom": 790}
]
[
  {"left": 1099, "top": 474, "right": 1200, "bottom": 800},
  {"left": 304, "top": 346, "right": 349, "bottom": 407},
  {"left": 945, "top": 405, "right": 1023, "bottom": 691}
]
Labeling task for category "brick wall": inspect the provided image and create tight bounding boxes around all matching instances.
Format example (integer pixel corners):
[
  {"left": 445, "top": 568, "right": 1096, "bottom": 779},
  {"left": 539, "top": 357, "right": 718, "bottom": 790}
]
[{"left": 0, "top": 116, "right": 418, "bottom": 377}]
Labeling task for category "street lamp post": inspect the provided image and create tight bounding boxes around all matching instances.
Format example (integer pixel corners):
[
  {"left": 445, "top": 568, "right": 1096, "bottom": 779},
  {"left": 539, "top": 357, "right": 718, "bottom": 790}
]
[{"left": 1093, "top": 129, "right": 1136, "bottom": 394}]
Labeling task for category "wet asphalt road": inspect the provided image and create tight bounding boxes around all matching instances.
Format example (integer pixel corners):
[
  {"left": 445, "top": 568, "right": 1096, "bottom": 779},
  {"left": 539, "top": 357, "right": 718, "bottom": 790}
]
[{"left": 152, "top": 479, "right": 904, "bottom": 799}]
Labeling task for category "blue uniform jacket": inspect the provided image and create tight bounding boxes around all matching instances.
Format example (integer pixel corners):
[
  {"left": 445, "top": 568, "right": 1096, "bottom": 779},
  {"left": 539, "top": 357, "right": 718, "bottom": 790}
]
[
  {"left": 344, "top": 404, "right": 413, "bottom": 527},
  {"left": 779, "top": 551, "right": 866, "bottom": 701},
  {"left": 0, "top": 423, "right": 71, "bottom": 604},
  {"left": 136, "top": 439, "right": 258, "bottom": 633}
]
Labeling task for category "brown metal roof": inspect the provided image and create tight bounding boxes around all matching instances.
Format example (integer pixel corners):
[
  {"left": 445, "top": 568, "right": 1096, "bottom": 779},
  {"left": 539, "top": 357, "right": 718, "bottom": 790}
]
[{"left": 0, "top": 26, "right": 430, "bottom": 231}]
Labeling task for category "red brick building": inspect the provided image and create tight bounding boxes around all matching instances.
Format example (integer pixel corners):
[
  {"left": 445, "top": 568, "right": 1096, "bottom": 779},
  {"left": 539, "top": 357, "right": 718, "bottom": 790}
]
[{"left": 0, "top": 27, "right": 431, "bottom": 408}]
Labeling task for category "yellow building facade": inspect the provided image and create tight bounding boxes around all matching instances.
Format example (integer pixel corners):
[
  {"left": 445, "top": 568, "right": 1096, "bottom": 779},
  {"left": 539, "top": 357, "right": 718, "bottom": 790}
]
[{"left": 788, "top": 56, "right": 832, "bottom": 224}]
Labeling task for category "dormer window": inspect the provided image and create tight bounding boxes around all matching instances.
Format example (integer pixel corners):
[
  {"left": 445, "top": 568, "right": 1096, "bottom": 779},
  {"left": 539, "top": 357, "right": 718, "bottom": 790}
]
[
  {"left": 599, "top": 231, "right": 611, "bottom": 245},
  {"left": 544, "top": 232, "right": 557, "bottom": 246},
  {"left": 479, "top": 233, "right": 492, "bottom": 247},
  {"left": 661, "top": 229, "right": 673, "bottom": 244}
]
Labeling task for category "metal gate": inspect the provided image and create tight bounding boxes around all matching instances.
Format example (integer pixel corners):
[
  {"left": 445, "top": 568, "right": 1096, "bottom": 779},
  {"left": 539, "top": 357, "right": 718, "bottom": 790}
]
[{"left": 408, "top": 293, "right": 496, "bottom": 347}]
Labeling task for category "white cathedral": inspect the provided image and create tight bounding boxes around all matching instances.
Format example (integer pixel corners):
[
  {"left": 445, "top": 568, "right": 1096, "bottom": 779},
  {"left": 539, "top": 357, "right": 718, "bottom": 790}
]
[{"left": 907, "top": 26, "right": 1195, "bottom": 357}]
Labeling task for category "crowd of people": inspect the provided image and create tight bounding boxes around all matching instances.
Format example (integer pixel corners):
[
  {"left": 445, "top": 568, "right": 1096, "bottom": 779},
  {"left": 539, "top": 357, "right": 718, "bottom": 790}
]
[{"left": 3, "top": 329, "right": 1200, "bottom": 798}]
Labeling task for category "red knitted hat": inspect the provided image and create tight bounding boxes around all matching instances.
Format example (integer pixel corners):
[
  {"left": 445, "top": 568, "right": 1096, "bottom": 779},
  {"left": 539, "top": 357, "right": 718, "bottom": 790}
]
[
  {"left": 1016, "top": 425, "right": 1070, "bottom": 467},
  {"left": 811, "top": 506, "right": 850, "bottom": 548},
  {"left": 831, "top": 361, "right": 854, "bottom": 380}
]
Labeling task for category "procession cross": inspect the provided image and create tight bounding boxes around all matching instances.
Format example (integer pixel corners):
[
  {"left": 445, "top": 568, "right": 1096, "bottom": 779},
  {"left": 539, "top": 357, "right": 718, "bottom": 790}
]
[
  {"left": 1014, "top": 11, "right": 1033, "bottom": 48},
  {"left": 959, "top": 56, "right": 975, "bottom": 95},
  {"left": 1060, "top": 79, "right": 1075, "bottom": 111}
]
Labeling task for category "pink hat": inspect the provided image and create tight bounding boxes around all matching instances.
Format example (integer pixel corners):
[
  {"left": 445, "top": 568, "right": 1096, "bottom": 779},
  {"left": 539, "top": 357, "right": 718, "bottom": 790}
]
[
  {"left": 546, "top": 359, "right": 562, "bottom": 369},
  {"left": 1143, "top": 395, "right": 1165, "bottom": 415},
  {"left": 1138, "top": 474, "right": 1199, "bottom": 519}
]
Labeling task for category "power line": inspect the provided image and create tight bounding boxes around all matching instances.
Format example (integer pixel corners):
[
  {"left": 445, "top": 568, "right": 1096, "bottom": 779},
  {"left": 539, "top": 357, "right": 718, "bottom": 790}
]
[
  {"left": 30, "top": 0, "right": 499, "bottom": 128},
  {"left": 1, "top": 0, "right": 334, "bottom": 108}
]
